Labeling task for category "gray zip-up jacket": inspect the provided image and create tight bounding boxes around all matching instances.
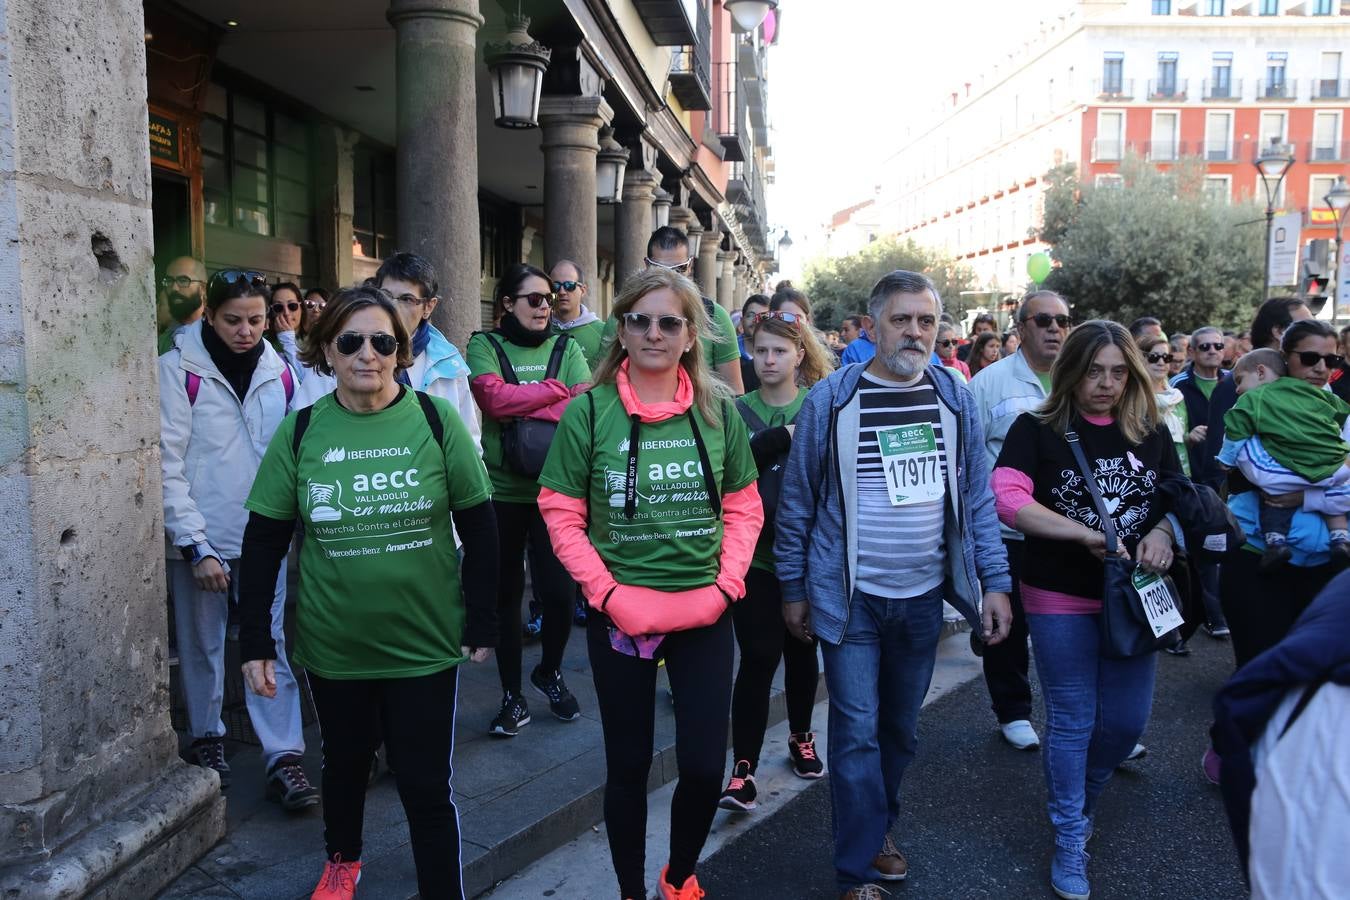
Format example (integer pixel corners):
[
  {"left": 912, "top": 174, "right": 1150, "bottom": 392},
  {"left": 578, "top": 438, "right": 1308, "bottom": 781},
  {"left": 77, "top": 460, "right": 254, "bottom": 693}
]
[{"left": 774, "top": 362, "right": 1011, "bottom": 644}]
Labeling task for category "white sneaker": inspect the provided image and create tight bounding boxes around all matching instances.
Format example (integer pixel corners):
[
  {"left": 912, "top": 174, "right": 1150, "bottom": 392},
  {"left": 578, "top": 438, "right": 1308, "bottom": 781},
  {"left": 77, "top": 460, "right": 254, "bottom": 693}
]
[
  {"left": 1124, "top": 742, "right": 1147, "bottom": 762},
  {"left": 1000, "top": 719, "right": 1041, "bottom": 750}
]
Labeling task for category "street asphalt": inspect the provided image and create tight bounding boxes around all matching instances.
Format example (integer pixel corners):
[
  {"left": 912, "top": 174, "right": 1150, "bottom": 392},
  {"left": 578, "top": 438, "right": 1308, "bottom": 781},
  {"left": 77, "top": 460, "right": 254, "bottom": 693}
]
[{"left": 697, "top": 633, "right": 1248, "bottom": 900}]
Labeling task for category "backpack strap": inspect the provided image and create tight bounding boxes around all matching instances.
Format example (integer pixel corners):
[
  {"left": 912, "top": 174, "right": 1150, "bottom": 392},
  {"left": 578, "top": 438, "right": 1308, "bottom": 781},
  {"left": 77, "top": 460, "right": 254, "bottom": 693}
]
[
  {"left": 414, "top": 390, "right": 445, "bottom": 449},
  {"left": 479, "top": 332, "right": 518, "bottom": 385},
  {"left": 545, "top": 333, "right": 570, "bottom": 381},
  {"left": 702, "top": 296, "right": 716, "bottom": 320},
  {"left": 280, "top": 364, "right": 295, "bottom": 408},
  {"left": 291, "top": 404, "right": 313, "bottom": 458},
  {"left": 685, "top": 404, "right": 724, "bottom": 518},
  {"left": 185, "top": 371, "right": 201, "bottom": 407},
  {"left": 734, "top": 397, "right": 770, "bottom": 435}
]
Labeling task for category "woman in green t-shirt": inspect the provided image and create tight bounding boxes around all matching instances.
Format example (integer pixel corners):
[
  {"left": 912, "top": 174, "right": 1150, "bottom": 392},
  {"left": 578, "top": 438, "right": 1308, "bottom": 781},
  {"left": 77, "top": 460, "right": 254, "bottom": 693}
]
[
  {"left": 537, "top": 267, "right": 764, "bottom": 900},
  {"left": 467, "top": 263, "right": 592, "bottom": 737},
  {"left": 237, "top": 286, "right": 498, "bottom": 900},
  {"left": 719, "top": 311, "right": 835, "bottom": 814}
]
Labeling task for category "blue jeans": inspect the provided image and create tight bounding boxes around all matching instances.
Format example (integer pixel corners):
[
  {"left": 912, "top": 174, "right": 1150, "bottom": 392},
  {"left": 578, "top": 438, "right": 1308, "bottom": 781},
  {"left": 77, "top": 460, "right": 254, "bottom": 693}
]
[
  {"left": 1026, "top": 613, "right": 1156, "bottom": 847},
  {"left": 820, "top": 587, "right": 944, "bottom": 891}
]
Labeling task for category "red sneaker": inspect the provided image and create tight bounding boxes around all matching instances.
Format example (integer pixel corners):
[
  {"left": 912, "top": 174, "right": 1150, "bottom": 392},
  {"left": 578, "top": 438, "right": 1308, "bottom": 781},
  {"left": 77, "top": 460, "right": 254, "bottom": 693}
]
[
  {"left": 657, "top": 865, "right": 706, "bottom": 900},
  {"left": 311, "top": 855, "right": 361, "bottom": 900}
]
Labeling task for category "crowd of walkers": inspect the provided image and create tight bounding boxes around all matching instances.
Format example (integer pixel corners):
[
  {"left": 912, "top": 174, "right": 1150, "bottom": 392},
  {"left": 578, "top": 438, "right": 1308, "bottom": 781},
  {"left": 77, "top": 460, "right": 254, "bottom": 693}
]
[{"left": 156, "top": 232, "right": 1347, "bottom": 899}]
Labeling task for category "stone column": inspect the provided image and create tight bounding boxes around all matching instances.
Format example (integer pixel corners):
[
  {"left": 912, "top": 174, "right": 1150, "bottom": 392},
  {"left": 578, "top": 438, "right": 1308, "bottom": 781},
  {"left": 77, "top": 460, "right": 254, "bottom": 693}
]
[
  {"left": 388, "top": 0, "right": 484, "bottom": 352},
  {"left": 697, "top": 229, "right": 722, "bottom": 299},
  {"left": 734, "top": 262, "right": 748, "bottom": 309},
  {"left": 0, "top": 2, "right": 224, "bottom": 895},
  {"left": 669, "top": 205, "right": 694, "bottom": 235},
  {"left": 314, "top": 125, "right": 359, "bottom": 290},
  {"left": 717, "top": 250, "right": 738, "bottom": 311},
  {"left": 615, "top": 167, "right": 658, "bottom": 292},
  {"left": 539, "top": 95, "right": 613, "bottom": 299}
]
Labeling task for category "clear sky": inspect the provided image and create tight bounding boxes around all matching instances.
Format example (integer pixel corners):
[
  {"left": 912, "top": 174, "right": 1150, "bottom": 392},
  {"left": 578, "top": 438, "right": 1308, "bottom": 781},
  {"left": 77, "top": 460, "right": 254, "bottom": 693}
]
[{"left": 765, "top": 0, "right": 1036, "bottom": 271}]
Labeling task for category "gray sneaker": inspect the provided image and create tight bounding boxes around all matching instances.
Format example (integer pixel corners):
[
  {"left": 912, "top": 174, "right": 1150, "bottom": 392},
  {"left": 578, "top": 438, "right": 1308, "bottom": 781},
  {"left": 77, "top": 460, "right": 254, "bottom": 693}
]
[{"left": 187, "top": 737, "right": 231, "bottom": 790}]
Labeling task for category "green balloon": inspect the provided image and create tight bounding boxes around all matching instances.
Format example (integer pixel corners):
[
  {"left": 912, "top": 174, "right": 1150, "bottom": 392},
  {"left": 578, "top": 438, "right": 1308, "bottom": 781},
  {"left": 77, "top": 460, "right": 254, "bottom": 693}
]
[{"left": 1027, "top": 252, "right": 1052, "bottom": 284}]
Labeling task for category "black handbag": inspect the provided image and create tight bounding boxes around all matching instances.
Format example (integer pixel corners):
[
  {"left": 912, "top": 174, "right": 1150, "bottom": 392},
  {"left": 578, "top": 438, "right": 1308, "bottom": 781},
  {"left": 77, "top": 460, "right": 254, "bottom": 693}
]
[
  {"left": 481, "top": 332, "right": 571, "bottom": 479},
  {"left": 1066, "top": 430, "right": 1184, "bottom": 659}
]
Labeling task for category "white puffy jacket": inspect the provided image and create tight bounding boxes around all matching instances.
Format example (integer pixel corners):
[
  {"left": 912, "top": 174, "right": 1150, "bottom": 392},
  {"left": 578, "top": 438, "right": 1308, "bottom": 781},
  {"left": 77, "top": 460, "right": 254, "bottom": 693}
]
[{"left": 160, "top": 320, "right": 292, "bottom": 560}]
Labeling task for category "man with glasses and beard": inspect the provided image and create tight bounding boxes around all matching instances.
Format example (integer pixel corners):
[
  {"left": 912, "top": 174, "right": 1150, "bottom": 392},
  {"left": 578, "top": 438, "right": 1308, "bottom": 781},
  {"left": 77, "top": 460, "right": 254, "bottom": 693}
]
[
  {"left": 157, "top": 256, "right": 207, "bottom": 355},
  {"left": 967, "top": 290, "right": 1071, "bottom": 753},
  {"left": 776, "top": 270, "right": 1011, "bottom": 898}
]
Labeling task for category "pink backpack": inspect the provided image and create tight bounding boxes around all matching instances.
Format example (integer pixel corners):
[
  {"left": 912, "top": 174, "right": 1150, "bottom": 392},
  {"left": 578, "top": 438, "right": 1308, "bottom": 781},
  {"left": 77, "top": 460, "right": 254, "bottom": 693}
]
[{"left": 185, "top": 364, "right": 295, "bottom": 408}]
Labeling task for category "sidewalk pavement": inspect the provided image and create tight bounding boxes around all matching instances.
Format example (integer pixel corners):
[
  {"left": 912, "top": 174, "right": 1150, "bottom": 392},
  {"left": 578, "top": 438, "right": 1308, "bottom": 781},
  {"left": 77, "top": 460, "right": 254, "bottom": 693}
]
[{"left": 163, "top": 608, "right": 937, "bottom": 899}]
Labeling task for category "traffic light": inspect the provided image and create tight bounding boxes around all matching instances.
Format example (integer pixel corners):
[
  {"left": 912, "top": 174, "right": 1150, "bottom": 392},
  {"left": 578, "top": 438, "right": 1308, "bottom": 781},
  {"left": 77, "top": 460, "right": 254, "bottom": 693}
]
[{"left": 1303, "top": 240, "right": 1331, "bottom": 314}]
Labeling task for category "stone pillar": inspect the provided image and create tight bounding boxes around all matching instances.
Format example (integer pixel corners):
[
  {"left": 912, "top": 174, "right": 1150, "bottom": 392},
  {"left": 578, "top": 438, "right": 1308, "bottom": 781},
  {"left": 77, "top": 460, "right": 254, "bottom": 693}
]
[
  {"left": 388, "top": 0, "right": 484, "bottom": 352},
  {"left": 697, "top": 229, "right": 722, "bottom": 299},
  {"left": 717, "top": 250, "right": 738, "bottom": 311},
  {"left": 0, "top": 2, "right": 225, "bottom": 896},
  {"left": 669, "top": 205, "right": 694, "bottom": 235},
  {"left": 734, "top": 262, "right": 748, "bottom": 309},
  {"left": 539, "top": 95, "right": 613, "bottom": 299},
  {"left": 314, "top": 125, "right": 359, "bottom": 291},
  {"left": 615, "top": 167, "right": 658, "bottom": 293}
]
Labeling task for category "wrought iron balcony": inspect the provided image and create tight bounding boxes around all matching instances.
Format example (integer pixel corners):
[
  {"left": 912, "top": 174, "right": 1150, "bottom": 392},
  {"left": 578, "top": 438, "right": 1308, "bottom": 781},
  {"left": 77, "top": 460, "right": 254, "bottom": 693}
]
[
  {"left": 1313, "top": 78, "right": 1349, "bottom": 100},
  {"left": 1258, "top": 78, "right": 1295, "bottom": 101},
  {"left": 633, "top": 0, "right": 696, "bottom": 46},
  {"left": 713, "top": 61, "right": 749, "bottom": 162},
  {"left": 1147, "top": 78, "right": 1188, "bottom": 101},
  {"left": 668, "top": 1, "right": 712, "bottom": 111},
  {"left": 1092, "top": 78, "right": 1134, "bottom": 100},
  {"left": 1308, "top": 140, "right": 1349, "bottom": 163},
  {"left": 1202, "top": 77, "right": 1242, "bottom": 100}
]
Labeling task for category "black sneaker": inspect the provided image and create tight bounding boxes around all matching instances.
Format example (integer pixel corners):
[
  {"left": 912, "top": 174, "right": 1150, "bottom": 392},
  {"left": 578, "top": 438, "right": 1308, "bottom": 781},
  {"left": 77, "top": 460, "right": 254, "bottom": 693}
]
[
  {"left": 1164, "top": 638, "right": 1191, "bottom": 656},
  {"left": 718, "top": 759, "right": 757, "bottom": 811},
  {"left": 187, "top": 737, "right": 231, "bottom": 790},
  {"left": 530, "top": 666, "right": 581, "bottom": 721},
  {"left": 1203, "top": 623, "right": 1231, "bottom": 640},
  {"left": 788, "top": 732, "right": 825, "bottom": 779},
  {"left": 489, "top": 692, "right": 531, "bottom": 737},
  {"left": 267, "top": 755, "right": 320, "bottom": 812}
]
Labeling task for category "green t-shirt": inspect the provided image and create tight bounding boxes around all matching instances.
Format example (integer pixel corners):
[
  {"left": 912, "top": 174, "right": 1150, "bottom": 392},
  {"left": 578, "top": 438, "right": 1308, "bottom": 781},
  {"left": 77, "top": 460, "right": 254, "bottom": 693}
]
[
  {"left": 554, "top": 319, "right": 606, "bottom": 371},
  {"left": 1034, "top": 369, "right": 1053, "bottom": 394},
  {"left": 1195, "top": 375, "right": 1218, "bottom": 400},
  {"left": 244, "top": 390, "right": 492, "bottom": 679},
  {"left": 466, "top": 331, "right": 592, "bottom": 503},
  {"left": 739, "top": 387, "right": 808, "bottom": 573},
  {"left": 599, "top": 298, "right": 741, "bottom": 372},
  {"left": 538, "top": 383, "right": 758, "bottom": 591}
]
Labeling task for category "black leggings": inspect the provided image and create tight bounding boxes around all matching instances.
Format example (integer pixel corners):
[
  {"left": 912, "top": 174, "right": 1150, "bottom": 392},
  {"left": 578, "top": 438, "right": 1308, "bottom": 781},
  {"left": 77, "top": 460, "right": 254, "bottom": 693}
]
[
  {"left": 307, "top": 667, "right": 465, "bottom": 900},
  {"left": 493, "top": 499, "right": 575, "bottom": 694},
  {"left": 587, "top": 611, "right": 734, "bottom": 898},
  {"left": 731, "top": 566, "right": 818, "bottom": 771}
]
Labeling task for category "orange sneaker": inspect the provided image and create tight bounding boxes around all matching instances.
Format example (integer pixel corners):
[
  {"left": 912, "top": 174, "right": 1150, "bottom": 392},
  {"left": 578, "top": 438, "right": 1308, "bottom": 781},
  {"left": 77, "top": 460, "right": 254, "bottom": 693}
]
[
  {"left": 658, "top": 865, "right": 706, "bottom": 900},
  {"left": 311, "top": 855, "right": 361, "bottom": 900}
]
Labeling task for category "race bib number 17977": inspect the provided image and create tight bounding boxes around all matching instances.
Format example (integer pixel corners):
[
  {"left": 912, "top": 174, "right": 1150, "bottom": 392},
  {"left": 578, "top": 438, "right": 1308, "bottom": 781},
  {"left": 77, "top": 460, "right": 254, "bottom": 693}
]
[{"left": 876, "top": 423, "right": 945, "bottom": 507}]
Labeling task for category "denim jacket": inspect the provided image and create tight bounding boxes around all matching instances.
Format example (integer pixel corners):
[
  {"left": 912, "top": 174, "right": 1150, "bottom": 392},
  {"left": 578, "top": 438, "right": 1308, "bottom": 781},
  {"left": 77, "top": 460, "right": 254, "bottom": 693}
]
[{"left": 774, "top": 362, "right": 1011, "bottom": 644}]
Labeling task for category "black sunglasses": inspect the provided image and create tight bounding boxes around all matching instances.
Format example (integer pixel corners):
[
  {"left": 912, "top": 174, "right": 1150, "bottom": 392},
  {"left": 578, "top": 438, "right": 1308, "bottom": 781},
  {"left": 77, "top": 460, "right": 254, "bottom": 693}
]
[
  {"left": 160, "top": 274, "right": 203, "bottom": 290},
  {"left": 622, "top": 312, "right": 688, "bottom": 337},
  {"left": 1292, "top": 351, "right": 1345, "bottom": 369},
  {"left": 1145, "top": 352, "right": 1169, "bottom": 365},
  {"left": 511, "top": 292, "right": 555, "bottom": 308},
  {"left": 303, "top": 299, "right": 325, "bottom": 311},
  {"left": 208, "top": 269, "right": 267, "bottom": 291},
  {"left": 937, "top": 339, "right": 958, "bottom": 348},
  {"left": 335, "top": 331, "right": 398, "bottom": 357},
  {"left": 271, "top": 301, "right": 301, "bottom": 314},
  {"left": 1025, "top": 313, "right": 1072, "bottom": 329},
  {"left": 552, "top": 280, "right": 581, "bottom": 293},
  {"left": 1195, "top": 341, "right": 1225, "bottom": 352}
]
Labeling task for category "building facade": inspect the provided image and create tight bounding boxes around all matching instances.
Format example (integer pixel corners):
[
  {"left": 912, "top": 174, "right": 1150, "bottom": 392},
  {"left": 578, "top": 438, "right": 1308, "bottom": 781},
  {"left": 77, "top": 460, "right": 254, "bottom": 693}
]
[
  {"left": 872, "top": 0, "right": 1350, "bottom": 295},
  {"left": 0, "top": 1, "right": 778, "bottom": 895}
]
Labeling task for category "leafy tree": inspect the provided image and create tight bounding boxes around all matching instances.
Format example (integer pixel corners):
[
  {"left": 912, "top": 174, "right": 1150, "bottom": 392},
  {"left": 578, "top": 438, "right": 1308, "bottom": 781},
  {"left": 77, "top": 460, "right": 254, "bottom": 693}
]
[
  {"left": 802, "top": 236, "right": 977, "bottom": 329},
  {"left": 1036, "top": 155, "right": 1264, "bottom": 334}
]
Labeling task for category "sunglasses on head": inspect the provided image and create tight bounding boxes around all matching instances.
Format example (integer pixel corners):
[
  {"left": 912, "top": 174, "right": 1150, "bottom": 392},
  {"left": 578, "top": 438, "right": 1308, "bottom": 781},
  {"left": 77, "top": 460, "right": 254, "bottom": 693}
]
[
  {"left": 160, "top": 274, "right": 203, "bottom": 290},
  {"left": 1145, "top": 352, "right": 1169, "bottom": 365},
  {"left": 622, "top": 312, "right": 688, "bottom": 337},
  {"left": 552, "top": 280, "right": 581, "bottom": 293},
  {"left": 1196, "top": 341, "right": 1225, "bottom": 352},
  {"left": 335, "top": 331, "right": 399, "bottom": 357},
  {"left": 208, "top": 269, "right": 267, "bottom": 291},
  {"left": 271, "top": 301, "right": 300, "bottom": 314},
  {"left": 1292, "top": 350, "right": 1345, "bottom": 369},
  {"left": 756, "top": 311, "right": 802, "bottom": 327},
  {"left": 1025, "top": 313, "right": 1072, "bottom": 329},
  {"left": 510, "top": 292, "right": 555, "bottom": 309},
  {"left": 645, "top": 257, "right": 694, "bottom": 274}
]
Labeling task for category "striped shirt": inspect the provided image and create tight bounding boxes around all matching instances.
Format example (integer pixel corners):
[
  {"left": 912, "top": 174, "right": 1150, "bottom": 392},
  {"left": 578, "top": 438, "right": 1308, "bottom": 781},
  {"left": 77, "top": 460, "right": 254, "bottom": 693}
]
[{"left": 855, "top": 371, "right": 947, "bottom": 597}]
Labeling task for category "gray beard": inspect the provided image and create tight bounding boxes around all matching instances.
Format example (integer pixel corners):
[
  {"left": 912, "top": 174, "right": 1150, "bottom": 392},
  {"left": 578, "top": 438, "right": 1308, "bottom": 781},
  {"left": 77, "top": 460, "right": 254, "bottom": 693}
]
[{"left": 879, "top": 343, "right": 929, "bottom": 379}]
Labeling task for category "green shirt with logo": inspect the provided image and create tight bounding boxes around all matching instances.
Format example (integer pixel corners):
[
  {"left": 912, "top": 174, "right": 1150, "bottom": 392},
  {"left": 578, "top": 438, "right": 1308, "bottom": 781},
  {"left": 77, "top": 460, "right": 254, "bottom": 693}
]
[
  {"left": 538, "top": 383, "right": 758, "bottom": 591},
  {"left": 739, "top": 387, "right": 807, "bottom": 573},
  {"left": 466, "top": 331, "right": 592, "bottom": 504},
  {"left": 599, "top": 299, "right": 741, "bottom": 372},
  {"left": 555, "top": 319, "right": 606, "bottom": 371},
  {"left": 245, "top": 390, "right": 492, "bottom": 680}
]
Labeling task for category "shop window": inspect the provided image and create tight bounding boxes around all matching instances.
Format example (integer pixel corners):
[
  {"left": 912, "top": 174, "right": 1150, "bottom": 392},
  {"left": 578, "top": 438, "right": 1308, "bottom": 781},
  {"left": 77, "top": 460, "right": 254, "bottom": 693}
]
[{"left": 200, "top": 81, "right": 314, "bottom": 243}]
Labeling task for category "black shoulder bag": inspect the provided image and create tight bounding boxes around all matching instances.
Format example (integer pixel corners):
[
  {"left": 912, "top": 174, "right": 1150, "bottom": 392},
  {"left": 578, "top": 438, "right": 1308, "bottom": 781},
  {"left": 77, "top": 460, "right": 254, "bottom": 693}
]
[
  {"left": 482, "top": 332, "right": 571, "bottom": 478},
  {"left": 734, "top": 399, "right": 785, "bottom": 534},
  {"left": 1065, "top": 429, "right": 1184, "bottom": 659}
]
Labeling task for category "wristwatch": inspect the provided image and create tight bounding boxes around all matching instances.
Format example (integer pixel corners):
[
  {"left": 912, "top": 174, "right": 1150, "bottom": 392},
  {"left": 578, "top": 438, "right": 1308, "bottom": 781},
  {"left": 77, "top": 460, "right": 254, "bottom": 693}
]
[{"left": 180, "top": 543, "right": 213, "bottom": 566}]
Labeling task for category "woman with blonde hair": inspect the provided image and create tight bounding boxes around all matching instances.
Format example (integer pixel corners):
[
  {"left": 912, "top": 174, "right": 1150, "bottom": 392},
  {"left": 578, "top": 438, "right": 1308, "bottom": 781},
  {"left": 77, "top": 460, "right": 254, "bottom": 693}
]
[
  {"left": 990, "top": 320, "right": 1181, "bottom": 900},
  {"left": 720, "top": 312, "right": 833, "bottom": 813},
  {"left": 538, "top": 267, "right": 764, "bottom": 900}
]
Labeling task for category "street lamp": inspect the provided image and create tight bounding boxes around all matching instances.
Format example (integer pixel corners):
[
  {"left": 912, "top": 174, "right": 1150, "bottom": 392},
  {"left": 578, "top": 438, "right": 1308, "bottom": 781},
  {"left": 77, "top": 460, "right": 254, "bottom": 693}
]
[
  {"left": 483, "top": 11, "right": 551, "bottom": 129},
  {"left": 595, "top": 128, "right": 629, "bottom": 204},
  {"left": 652, "top": 188, "right": 673, "bottom": 230},
  {"left": 1254, "top": 136, "right": 1296, "bottom": 301},
  {"left": 1325, "top": 175, "right": 1350, "bottom": 323},
  {"left": 724, "top": 0, "right": 779, "bottom": 32}
]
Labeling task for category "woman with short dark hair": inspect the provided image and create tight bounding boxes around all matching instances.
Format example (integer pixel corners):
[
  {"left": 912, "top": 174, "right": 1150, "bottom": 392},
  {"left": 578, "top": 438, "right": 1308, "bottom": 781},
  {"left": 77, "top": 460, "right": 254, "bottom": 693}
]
[{"left": 239, "top": 285, "right": 498, "bottom": 900}]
